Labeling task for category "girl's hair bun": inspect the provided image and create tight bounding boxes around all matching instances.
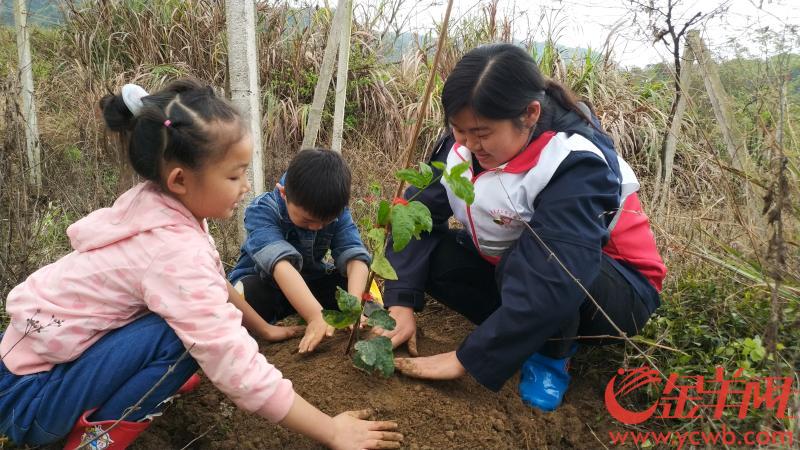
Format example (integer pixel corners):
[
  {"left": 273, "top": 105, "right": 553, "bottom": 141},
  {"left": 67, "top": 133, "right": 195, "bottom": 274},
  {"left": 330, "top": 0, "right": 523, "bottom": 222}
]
[{"left": 99, "top": 93, "right": 135, "bottom": 132}]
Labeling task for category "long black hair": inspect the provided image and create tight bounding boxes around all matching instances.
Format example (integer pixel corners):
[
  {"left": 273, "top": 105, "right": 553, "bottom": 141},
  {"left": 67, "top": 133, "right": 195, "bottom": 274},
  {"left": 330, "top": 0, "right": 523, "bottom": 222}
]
[{"left": 441, "top": 43, "right": 594, "bottom": 132}]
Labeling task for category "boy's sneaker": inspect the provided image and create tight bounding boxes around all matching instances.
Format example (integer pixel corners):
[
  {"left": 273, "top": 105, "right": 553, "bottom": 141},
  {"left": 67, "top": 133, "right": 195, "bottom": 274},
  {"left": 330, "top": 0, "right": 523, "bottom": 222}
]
[{"left": 518, "top": 346, "right": 577, "bottom": 412}]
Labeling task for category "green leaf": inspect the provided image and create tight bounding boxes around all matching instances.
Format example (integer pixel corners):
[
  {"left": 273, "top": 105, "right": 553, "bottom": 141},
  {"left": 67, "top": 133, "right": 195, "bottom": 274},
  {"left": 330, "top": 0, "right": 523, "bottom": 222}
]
[
  {"left": 390, "top": 201, "right": 433, "bottom": 252},
  {"left": 443, "top": 161, "right": 475, "bottom": 205},
  {"left": 448, "top": 175, "right": 475, "bottom": 205},
  {"left": 395, "top": 168, "right": 428, "bottom": 189},
  {"left": 395, "top": 163, "right": 434, "bottom": 189},
  {"left": 431, "top": 161, "right": 446, "bottom": 170},
  {"left": 353, "top": 336, "right": 394, "bottom": 377},
  {"left": 390, "top": 204, "right": 415, "bottom": 252},
  {"left": 367, "top": 228, "right": 386, "bottom": 254},
  {"left": 750, "top": 346, "right": 766, "bottom": 362},
  {"left": 407, "top": 201, "right": 432, "bottom": 237},
  {"left": 371, "top": 254, "right": 398, "bottom": 280},
  {"left": 369, "top": 182, "right": 382, "bottom": 197},
  {"left": 448, "top": 160, "right": 470, "bottom": 178},
  {"left": 322, "top": 309, "right": 360, "bottom": 329},
  {"left": 746, "top": 336, "right": 766, "bottom": 362},
  {"left": 419, "top": 162, "right": 433, "bottom": 184},
  {"left": 377, "top": 200, "right": 391, "bottom": 227},
  {"left": 335, "top": 287, "right": 360, "bottom": 314},
  {"left": 366, "top": 308, "right": 396, "bottom": 331}
]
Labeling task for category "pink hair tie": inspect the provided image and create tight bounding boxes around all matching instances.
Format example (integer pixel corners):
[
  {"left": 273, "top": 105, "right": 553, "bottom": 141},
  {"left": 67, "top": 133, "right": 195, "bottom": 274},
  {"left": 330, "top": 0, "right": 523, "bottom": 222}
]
[{"left": 163, "top": 119, "right": 172, "bottom": 128}]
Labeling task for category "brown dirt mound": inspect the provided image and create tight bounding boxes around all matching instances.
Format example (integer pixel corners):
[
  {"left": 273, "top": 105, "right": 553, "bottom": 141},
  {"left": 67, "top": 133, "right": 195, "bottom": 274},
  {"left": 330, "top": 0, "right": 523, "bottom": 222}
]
[{"left": 132, "top": 305, "right": 618, "bottom": 449}]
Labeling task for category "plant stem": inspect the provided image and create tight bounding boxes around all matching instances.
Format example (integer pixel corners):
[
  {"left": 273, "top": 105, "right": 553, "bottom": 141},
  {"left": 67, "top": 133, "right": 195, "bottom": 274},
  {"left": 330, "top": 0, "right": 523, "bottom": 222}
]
[
  {"left": 392, "top": 0, "right": 453, "bottom": 201},
  {"left": 344, "top": 0, "right": 453, "bottom": 357},
  {"left": 344, "top": 270, "right": 376, "bottom": 356},
  {"left": 406, "top": 174, "right": 443, "bottom": 203}
]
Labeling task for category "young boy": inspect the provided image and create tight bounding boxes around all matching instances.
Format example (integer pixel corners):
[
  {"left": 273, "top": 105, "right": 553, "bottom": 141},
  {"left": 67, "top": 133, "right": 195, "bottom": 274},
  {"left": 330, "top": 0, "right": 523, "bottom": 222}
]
[{"left": 229, "top": 148, "right": 371, "bottom": 353}]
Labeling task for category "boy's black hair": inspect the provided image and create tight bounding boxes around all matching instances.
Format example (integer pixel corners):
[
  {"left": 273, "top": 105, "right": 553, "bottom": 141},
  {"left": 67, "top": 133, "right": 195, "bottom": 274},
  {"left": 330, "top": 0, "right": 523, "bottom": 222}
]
[
  {"left": 284, "top": 148, "right": 351, "bottom": 221},
  {"left": 99, "top": 78, "right": 245, "bottom": 183}
]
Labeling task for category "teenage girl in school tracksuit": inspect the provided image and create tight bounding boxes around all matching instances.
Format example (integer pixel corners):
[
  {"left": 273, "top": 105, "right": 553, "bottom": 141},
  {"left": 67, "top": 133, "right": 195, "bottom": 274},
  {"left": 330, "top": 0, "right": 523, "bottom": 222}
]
[{"left": 374, "top": 43, "right": 667, "bottom": 411}]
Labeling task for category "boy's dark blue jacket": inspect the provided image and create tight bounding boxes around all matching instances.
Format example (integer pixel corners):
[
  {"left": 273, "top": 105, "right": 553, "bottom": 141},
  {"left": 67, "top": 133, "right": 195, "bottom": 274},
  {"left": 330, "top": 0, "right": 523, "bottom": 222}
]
[
  {"left": 229, "top": 175, "right": 371, "bottom": 284},
  {"left": 383, "top": 110, "right": 659, "bottom": 392}
]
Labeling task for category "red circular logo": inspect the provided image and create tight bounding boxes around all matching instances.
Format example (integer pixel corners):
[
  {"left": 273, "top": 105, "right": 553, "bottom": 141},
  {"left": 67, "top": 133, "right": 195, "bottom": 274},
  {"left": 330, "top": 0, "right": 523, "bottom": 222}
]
[{"left": 604, "top": 366, "right": 662, "bottom": 424}]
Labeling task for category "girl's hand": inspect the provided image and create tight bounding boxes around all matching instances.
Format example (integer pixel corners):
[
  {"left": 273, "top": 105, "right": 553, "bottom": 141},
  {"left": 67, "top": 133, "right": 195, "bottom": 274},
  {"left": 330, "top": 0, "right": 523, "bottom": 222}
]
[
  {"left": 262, "top": 323, "right": 304, "bottom": 342},
  {"left": 299, "top": 317, "right": 334, "bottom": 353},
  {"left": 279, "top": 394, "right": 401, "bottom": 450},
  {"left": 328, "top": 409, "right": 403, "bottom": 450},
  {"left": 372, "top": 306, "right": 418, "bottom": 356},
  {"left": 394, "top": 351, "right": 466, "bottom": 380}
]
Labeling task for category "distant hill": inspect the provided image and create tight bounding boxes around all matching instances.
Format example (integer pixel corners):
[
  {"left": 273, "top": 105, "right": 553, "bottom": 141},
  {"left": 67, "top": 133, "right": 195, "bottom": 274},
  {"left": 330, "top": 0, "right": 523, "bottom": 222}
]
[
  {"left": 381, "top": 31, "right": 590, "bottom": 63},
  {"left": 3, "top": 2, "right": 591, "bottom": 64},
  {"left": 1, "top": 0, "right": 65, "bottom": 27}
]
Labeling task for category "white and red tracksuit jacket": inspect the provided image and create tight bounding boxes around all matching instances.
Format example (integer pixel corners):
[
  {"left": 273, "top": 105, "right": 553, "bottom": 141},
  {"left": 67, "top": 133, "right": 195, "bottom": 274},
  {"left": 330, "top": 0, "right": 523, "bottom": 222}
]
[{"left": 384, "top": 125, "right": 666, "bottom": 391}]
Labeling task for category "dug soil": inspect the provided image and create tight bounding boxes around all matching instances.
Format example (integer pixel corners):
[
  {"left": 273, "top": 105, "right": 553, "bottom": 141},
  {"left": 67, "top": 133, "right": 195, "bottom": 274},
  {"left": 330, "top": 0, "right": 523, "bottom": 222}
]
[{"left": 134, "top": 303, "right": 620, "bottom": 449}]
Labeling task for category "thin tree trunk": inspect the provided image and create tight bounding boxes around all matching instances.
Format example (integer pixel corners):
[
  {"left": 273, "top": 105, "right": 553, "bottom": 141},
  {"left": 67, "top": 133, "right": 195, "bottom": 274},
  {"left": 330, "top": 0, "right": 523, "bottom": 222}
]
[
  {"left": 656, "top": 41, "right": 694, "bottom": 210},
  {"left": 331, "top": 0, "right": 352, "bottom": 153},
  {"left": 393, "top": 0, "right": 454, "bottom": 200},
  {"left": 687, "top": 31, "right": 747, "bottom": 171},
  {"left": 765, "top": 73, "right": 788, "bottom": 378},
  {"left": 302, "top": 0, "right": 347, "bottom": 150},
  {"left": 13, "top": 0, "right": 41, "bottom": 191},
  {"left": 226, "top": 0, "right": 264, "bottom": 239}
]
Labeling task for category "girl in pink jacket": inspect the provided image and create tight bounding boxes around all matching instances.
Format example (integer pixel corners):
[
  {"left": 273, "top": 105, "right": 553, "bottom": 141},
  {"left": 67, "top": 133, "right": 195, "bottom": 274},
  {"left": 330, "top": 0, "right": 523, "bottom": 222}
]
[{"left": 0, "top": 79, "right": 402, "bottom": 450}]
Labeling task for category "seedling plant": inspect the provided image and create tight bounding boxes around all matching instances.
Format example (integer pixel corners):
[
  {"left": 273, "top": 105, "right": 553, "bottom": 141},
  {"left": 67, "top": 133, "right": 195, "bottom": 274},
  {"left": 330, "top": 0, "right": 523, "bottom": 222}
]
[{"left": 322, "top": 161, "right": 474, "bottom": 377}]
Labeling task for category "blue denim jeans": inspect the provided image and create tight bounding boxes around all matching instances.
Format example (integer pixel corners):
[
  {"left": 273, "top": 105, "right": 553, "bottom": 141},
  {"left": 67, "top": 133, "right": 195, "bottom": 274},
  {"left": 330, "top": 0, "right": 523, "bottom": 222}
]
[{"left": 0, "top": 313, "right": 199, "bottom": 446}]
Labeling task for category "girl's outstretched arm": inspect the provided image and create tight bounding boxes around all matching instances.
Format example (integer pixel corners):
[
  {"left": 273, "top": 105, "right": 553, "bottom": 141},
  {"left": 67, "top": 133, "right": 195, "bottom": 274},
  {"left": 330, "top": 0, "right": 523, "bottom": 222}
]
[
  {"left": 226, "top": 280, "right": 304, "bottom": 342},
  {"left": 279, "top": 393, "right": 403, "bottom": 450}
]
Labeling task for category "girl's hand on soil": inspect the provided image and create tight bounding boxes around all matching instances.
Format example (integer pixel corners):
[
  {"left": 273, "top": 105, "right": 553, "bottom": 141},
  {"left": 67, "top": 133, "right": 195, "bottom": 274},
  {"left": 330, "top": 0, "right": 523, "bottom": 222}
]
[
  {"left": 372, "top": 306, "right": 418, "bottom": 356},
  {"left": 328, "top": 409, "right": 403, "bottom": 450},
  {"left": 262, "top": 323, "right": 304, "bottom": 342},
  {"left": 279, "top": 394, "right": 401, "bottom": 450},
  {"left": 299, "top": 317, "right": 335, "bottom": 353},
  {"left": 394, "top": 351, "right": 466, "bottom": 380}
]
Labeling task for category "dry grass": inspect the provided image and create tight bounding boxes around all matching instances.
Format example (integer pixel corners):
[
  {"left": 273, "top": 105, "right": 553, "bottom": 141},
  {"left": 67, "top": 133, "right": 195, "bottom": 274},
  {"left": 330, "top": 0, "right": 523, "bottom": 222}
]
[{"left": 0, "top": 0, "right": 794, "bottom": 300}]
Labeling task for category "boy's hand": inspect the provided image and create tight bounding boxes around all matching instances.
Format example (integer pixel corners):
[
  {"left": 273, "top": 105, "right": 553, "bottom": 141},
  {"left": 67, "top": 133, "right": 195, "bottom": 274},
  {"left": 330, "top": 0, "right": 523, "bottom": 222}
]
[
  {"left": 299, "top": 317, "right": 334, "bottom": 353},
  {"left": 327, "top": 409, "right": 402, "bottom": 450},
  {"left": 261, "top": 323, "right": 304, "bottom": 342}
]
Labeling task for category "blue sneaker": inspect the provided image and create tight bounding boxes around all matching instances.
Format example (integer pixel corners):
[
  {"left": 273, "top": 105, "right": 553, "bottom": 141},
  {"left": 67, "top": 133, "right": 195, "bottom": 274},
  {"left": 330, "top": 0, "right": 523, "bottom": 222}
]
[{"left": 518, "top": 346, "right": 577, "bottom": 412}]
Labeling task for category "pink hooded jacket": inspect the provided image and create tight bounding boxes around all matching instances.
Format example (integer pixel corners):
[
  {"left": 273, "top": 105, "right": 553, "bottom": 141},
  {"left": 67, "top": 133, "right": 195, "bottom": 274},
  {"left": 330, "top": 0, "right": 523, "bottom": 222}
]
[{"left": 0, "top": 182, "right": 295, "bottom": 422}]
